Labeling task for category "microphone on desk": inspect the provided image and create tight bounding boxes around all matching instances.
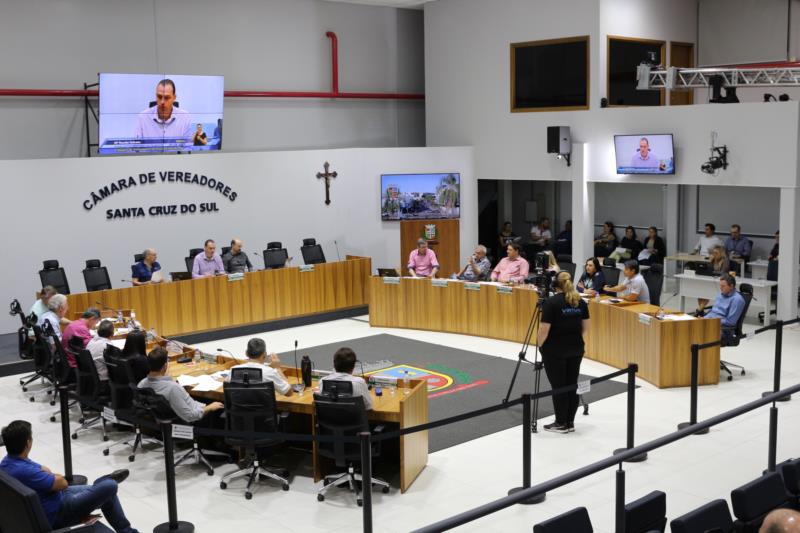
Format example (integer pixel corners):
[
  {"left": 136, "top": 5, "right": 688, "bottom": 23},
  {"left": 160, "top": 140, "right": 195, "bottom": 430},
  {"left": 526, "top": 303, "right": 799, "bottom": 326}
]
[
  {"left": 655, "top": 291, "right": 680, "bottom": 319},
  {"left": 291, "top": 340, "right": 304, "bottom": 392},
  {"left": 216, "top": 347, "right": 243, "bottom": 364},
  {"left": 335, "top": 240, "right": 341, "bottom": 262},
  {"left": 357, "top": 359, "right": 372, "bottom": 390}
]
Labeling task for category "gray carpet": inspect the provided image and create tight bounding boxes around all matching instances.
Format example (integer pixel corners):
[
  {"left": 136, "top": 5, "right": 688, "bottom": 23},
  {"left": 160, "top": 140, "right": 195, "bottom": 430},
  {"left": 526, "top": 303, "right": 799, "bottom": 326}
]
[{"left": 280, "top": 334, "right": 628, "bottom": 452}]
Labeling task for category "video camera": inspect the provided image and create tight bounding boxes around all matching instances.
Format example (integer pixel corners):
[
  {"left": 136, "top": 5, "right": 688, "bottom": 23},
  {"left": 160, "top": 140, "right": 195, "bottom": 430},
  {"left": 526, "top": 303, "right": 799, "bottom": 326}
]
[{"left": 527, "top": 252, "right": 557, "bottom": 296}]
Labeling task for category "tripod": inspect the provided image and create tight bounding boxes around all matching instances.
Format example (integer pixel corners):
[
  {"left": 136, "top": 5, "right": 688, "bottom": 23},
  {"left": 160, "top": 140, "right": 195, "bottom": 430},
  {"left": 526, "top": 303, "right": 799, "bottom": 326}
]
[{"left": 503, "top": 298, "right": 547, "bottom": 432}]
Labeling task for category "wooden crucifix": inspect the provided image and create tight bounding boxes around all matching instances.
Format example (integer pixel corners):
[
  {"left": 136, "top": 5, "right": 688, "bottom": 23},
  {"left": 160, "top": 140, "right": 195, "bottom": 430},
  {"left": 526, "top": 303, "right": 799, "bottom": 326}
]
[{"left": 316, "top": 161, "right": 338, "bottom": 205}]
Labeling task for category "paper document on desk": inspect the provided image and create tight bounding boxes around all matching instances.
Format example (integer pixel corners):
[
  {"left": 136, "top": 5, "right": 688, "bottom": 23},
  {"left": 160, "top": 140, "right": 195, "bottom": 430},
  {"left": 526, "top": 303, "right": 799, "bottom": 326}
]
[
  {"left": 176, "top": 375, "right": 201, "bottom": 387},
  {"left": 661, "top": 314, "right": 695, "bottom": 321},
  {"left": 190, "top": 375, "right": 222, "bottom": 392},
  {"left": 109, "top": 339, "right": 127, "bottom": 350}
]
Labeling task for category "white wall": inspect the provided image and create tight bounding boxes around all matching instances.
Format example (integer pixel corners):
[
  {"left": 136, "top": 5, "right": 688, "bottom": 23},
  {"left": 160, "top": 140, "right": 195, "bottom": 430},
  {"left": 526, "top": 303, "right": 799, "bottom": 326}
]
[
  {"left": 0, "top": 0, "right": 425, "bottom": 159},
  {"left": 0, "top": 146, "right": 474, "bottom": 333}
]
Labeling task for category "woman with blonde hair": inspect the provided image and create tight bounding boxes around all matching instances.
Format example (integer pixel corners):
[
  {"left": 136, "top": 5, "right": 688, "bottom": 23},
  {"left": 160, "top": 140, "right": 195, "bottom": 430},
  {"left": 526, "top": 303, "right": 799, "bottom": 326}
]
[
  {"left": 697, "top": 245, "right": 730, "bottom": 311},
  {"left": 537, "top": 271, "right": 590, "bottom": 433}
]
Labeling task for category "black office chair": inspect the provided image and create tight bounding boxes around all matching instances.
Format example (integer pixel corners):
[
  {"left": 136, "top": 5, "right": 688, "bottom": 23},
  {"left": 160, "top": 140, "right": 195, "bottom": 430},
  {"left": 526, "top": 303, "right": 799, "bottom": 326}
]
[
  {"left": 102, "top": 347, "right": 161, "bottom": 461},
  {"left": 320, "top": 379, "right": 354, "bottom": 396},
  {"left": 731, "top": 472, "right": 793, "bottom": 532},
  {"left": 556, "top": 254, "right": 572, "bottom": 263},
  {"left": 221, "top": 246, "right": 231, "bottom": 256},
  {"left": 301, "top": 238, "right": 326, "bottom": 265},
  {"left": 263, "top": 246, "right": 289, "bottom": 270},
  {"left": 603, "top": 257, "right": 617, "bottom": 267},
  {"left": 558, "top": 262, "right": 576, "bottom": 279},
  {"left": 71, "top": 349, "right": 109, "bottom": 441},
  {"left": 0, "top": 468, "right": 95, "bottom": 533},
  {"left": 189, "top": 248, "right": 203, "bottom": 258},
  {"left": 778, "top": 458, "right": 800, "bottom": 506},
  {"left": 82, "top": 259, "right": 112, "bottom": 292},
  {"left": 220, "top": 379, "right": 290, "bottom": 499},
  {"left": 624, "top": 490, "right": 666, "bottom": 532},
  {"left": 533, "top": 506, "right": 593, "bottom": 533},
  {"left": 39, "top": 260, "right": 70, "bottom": 295},
  {"left": 718, "top": 287, "right": 753, "bottom": 381},
  {"left": 670, "top": 499, "right": 735, "bottom": 533},
  {"left": 314, "top": 391, "right": 389, "bottom": 506},
  {"left": 230, "top": 366, "right": 265, "bottom": 383},
  {"left": 185, "top": 248, "right": 203, "bottom": 273},
  {"left": 267, "top": 241, "right": 282, "bottom": 250},
  {"left": 134, "top": 253, "right": 144, "bottom": 263},
  {"left": 642, "top": 269, "right": 664, "bottom": 307},
  {"left": 601, "top": 265, "right": 621, "bottom": 287},
  {"left": 22, "top": 325, "right": 56, "bottom": 402}
]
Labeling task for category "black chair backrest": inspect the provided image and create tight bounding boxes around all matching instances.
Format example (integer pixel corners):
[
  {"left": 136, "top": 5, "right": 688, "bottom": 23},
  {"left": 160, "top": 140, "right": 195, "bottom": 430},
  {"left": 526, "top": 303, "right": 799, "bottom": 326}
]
[
  {"left": 39, "top": 259, "right": 70, "bottom": 295},
  {"left": 184, "top": 256, "right": 194, "bottom": 273},
  {"left": 601, "top": 266, "right": 620, "bottom": 287},
  {"left": 732, "top": 290, "right": 753, "bottom": 339},
  {"left": 75, "top": 349, "right": 103, "bottom": 402},
  {"left": 83, "top": 260, "right": 112, "bottom": 292},
  {"left": 230, "top": 366, "right": 263, "bottom": 383},
  {"left": 731, "top": 472, "right": 791, "bottom": 530},
  {"left": 320, "top": 379, "right": 354, "bottom": 398},
  {"left": 134, "top": 253, "right": 144, "bottom": 263},
  {"left": 221, "top": 246, "right": 231, "bottom": 256},
  {"left": 267, "top": 241, "right": 282, "bottom": 250},
  {"left": 670, "top": 499, "right": 734, "bottom": 533},
  {"left": 533, "top": 506, "right": 594, "bottom": 533},
  {"left": 313, "top": 393, "right": 369, "bottom": 468},
  {"left": 301, "top": 240, "right": 326, "bottom": 265},
  {"left": 134, "top": 386, "right": 177, "bottom": 423},
  {"left": 642, "top": 270, "right": 664, "bottom": 307},
  {"left": 0, "top": 468, "right": 54, "bottom": 533},
  {"left": 624, "top": 490, "right": 666, "bottom": 533},
  {"left": 263, "top": 247, "right": 289, "bottom": 270},
  {"left": 105, "top": 346, "right": 133, "bottom": 411},
  {"left": 556, "top": 254, "right": 572, "bottom": 263},
  {"left": 603, "top": 257, "right": 617, "bottom": 267},
  {"left": 766, "top": 260, "right": 779, "bottom": 281},
  {"left": 50, "top": 336, "right": 73, "bottom": 385},
  {"left": 189, "top": 248, "right": 203, "bottom": 258},
  {"left": 779, "top": 458, "right": 800, "bottom": 496},
  {"left": 223, "top": 380, "right": 280, "bottom": 448},
  {"left": 558, "top": 262, "right": 577, "bottom": 280}
]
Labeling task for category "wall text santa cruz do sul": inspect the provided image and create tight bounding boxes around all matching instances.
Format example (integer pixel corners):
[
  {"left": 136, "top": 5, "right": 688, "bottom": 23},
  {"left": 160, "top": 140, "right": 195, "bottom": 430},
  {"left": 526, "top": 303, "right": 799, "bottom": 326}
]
[{"left": 82, "top": 171, "right": 238, "bottom": 220}]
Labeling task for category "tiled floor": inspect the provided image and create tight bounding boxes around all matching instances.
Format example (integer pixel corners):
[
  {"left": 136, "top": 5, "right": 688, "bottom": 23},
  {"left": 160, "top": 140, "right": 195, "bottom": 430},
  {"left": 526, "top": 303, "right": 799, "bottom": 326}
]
[{"left": 2, "top": 313, "right": 799, "bottom": 533}]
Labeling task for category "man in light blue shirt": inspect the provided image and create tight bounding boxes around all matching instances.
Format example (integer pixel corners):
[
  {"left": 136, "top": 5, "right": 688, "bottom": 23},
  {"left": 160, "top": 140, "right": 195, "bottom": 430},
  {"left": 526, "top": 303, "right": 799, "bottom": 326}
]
[
  {"left": 705, "top": 274, "right": 746, "bottom": 334},
  {"left": 630, "top": 137, "right": 661, "bottom": 169},
  {"left": 724, "top": 224, "right": 752, "bottom": 260},
  {"left": 134, "top": 79, "right": 192, "bottom": 141},
  {"left": 192, "top": 239, "right": 225, "bottom": 278}
]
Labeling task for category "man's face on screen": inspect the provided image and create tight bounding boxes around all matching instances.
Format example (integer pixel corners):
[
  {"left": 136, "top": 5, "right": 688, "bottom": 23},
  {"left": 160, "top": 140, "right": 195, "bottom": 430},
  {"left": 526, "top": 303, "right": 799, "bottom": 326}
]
[
  {"left": 155, "top": 83, "right": 176, "bottom": 121},
  {"left": 639, "top": 139, "right": 649, "bottom": 158}
]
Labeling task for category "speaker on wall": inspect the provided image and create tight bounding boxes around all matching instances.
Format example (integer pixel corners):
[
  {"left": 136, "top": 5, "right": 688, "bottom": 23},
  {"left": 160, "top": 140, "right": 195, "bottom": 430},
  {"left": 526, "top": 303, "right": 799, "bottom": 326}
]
[{"left": 547, "top": 126, "right": 571, "bottom": 155}]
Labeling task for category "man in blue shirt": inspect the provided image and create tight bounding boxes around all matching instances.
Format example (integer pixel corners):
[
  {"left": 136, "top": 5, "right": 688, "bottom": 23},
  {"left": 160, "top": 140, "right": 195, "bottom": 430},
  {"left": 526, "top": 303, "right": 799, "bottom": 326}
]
[
  {"left": 131, "top": 248, "right": 162, "bottom": 286},
  {"left": 724, "top": 224, "right": 752, "bottom": 260},
  {"left": 704, "top": 274, "right": 746, "bottom": 341},
  {"left": 0, "top": 420, "right": 138, "bottom": 533}
]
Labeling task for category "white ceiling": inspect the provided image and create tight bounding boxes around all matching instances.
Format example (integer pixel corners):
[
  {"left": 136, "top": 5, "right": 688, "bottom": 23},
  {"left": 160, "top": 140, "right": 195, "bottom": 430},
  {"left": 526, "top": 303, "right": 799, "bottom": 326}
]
[{"left": 321, "top": 0, "right": 432, "bottom": 9}]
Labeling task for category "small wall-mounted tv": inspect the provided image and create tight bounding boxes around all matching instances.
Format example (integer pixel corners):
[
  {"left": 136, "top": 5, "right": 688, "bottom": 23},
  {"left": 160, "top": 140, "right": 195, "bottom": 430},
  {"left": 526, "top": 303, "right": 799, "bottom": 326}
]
[
  {"left": 614, "top": 134, "right": 675, "bottom": 175},
  {"left": 381, "top": 173, "right": 460, "bottom": 221},
  {"left": 99, "top": 73, "right": 224, "bottom": 155}
]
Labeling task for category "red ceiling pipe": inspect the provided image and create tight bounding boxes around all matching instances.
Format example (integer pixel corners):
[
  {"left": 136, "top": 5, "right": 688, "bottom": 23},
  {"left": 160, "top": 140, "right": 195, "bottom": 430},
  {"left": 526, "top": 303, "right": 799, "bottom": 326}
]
[
  {"left": 0, "top": 32, "right": 423, "bottom": 101},
  {"left": 326, "top": 31, "right": 339, "bottom": 95}
]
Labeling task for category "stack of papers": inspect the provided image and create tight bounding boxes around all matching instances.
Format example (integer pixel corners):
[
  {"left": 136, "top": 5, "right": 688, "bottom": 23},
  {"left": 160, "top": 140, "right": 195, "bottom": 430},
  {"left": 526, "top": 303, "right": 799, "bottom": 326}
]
[
  {"left": 661, "top": 314, "right": 695, "bottom": 321},
  {"left": 176, "top": 374, "right": 221, "bottom": 391}
]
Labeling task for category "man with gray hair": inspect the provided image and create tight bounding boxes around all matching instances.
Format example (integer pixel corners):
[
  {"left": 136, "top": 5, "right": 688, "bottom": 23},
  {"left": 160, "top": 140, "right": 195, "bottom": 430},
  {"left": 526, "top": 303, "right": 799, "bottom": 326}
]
[
  {"left": 131, "top": 248, "right": 162, "bottom": 285},
  {"left": 457, "top": 245, "right": 492, "bottom": 281},
  {"left": 37, "top": 294, "right": 69, "bottom": 345},
  {"left": 61, "top": 307, "right": 101, "bottom": 368},
  {"left": 407, "top": 238, "right": 439, "bottom": 278}
]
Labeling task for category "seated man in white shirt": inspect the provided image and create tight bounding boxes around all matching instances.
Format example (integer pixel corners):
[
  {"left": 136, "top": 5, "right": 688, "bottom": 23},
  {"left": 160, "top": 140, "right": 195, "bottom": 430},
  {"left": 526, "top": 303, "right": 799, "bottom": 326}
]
[
  {"left": 693, "top": 223, "right": 723, "bottom": 257},
  {"left": 86, "top": 320, "right": 114, "bottom": 390},
  {"left": 319, "top": 347, "right": 373, "bottom": 410},
  {"left": 228, "top": 338, "right": 292, "bottom": 396}
]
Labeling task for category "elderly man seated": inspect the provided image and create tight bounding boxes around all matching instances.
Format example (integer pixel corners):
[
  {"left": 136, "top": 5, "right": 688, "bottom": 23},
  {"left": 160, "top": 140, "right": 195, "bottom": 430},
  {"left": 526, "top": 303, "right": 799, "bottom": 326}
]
[{"left": 456, "top": 245, "right": 492, "bottom": 281}]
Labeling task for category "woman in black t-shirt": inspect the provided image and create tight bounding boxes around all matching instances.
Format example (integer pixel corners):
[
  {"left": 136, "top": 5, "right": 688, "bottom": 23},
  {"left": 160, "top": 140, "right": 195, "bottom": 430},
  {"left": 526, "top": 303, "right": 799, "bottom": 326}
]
[{"left": 537, "top": 271, "right": 590, "bottom": 433}]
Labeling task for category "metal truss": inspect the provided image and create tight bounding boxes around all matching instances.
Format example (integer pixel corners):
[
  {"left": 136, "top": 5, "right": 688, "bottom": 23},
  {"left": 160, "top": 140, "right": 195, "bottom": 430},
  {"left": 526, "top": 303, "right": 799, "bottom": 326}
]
[{"left": 637, "top": 65, "right": 800, "bottom": 90}]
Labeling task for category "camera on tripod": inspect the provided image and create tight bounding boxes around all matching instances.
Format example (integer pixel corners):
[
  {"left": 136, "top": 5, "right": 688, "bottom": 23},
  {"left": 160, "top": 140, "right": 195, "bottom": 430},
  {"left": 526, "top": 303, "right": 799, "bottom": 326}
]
[{"left": 527, "top": 251, "right": 557, "bottom": 296}]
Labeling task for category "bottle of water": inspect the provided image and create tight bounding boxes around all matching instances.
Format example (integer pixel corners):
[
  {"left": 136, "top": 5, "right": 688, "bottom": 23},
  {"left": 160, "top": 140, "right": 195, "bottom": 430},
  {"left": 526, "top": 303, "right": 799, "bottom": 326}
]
[{"left": 402, "top": 370, "right": 410, "bottom": 395}]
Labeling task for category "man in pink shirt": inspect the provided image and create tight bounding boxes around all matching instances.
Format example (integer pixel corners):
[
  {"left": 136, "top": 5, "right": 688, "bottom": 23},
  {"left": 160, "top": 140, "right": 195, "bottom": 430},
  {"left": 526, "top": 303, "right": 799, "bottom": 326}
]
[
  {"left": 61, "top": 308, "right": 101, "bottom": 368},
  {"left": 491, "top": 243, "right": 530, "bottom": 283},
  {"left": 407, "top": 239, "right": 440, "bottom": 278}
]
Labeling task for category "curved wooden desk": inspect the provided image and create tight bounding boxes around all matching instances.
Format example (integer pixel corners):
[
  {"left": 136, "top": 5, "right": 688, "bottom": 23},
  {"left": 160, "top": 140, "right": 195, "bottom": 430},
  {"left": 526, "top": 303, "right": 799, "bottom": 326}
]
[
  {"left": 368, "top": 277, "right": 720, "bottom": 388},
  {"left": 66, "top": 256, "right": 371, "bottom": 337}
]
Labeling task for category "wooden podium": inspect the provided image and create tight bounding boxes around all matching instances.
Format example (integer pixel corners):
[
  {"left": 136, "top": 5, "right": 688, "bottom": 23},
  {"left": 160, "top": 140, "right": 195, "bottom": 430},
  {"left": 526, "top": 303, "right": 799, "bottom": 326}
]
[{"left": 400, "top": 219, "right": 460, "bottom": 277}]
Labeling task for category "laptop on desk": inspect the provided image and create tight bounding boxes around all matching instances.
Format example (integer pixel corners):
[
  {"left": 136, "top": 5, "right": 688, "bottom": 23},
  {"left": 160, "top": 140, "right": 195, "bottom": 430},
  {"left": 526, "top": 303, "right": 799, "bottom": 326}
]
[
  {"left": 170, "top": 272, "right": 192, "bottom": 281},
  {"left": 377, "top": 268, "right": 400, "bottom": 277}
]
